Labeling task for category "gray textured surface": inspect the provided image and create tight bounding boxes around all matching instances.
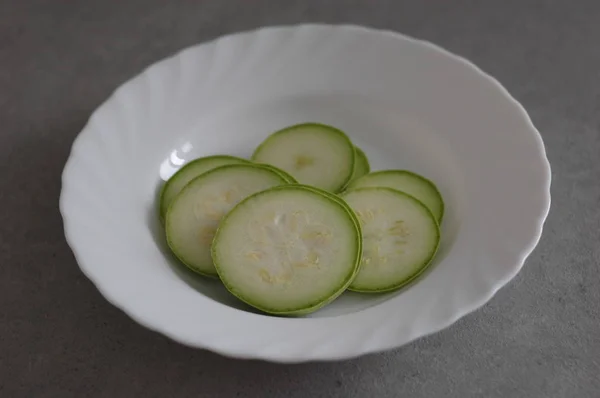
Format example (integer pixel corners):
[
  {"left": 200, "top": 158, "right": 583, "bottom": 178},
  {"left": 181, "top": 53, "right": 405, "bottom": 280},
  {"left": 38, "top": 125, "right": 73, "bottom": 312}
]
[{"left": 1, "top": 0, "right": 599, "bottom": 397}]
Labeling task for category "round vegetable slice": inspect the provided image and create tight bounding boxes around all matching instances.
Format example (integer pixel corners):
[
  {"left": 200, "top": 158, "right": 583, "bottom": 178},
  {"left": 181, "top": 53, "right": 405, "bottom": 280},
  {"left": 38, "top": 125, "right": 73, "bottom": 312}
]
[
  {"left": 253, "top": 163, "right": 298, "bottom": 183},
  {"left": 251, "top": 123, "right": 355, "bottom": 192},
  {"left": 212, "top": 185, "right": 362, "bottom": 315},
  {"left": 352, "top": 146, "right": 370, "bottom": 181},
  {"left": 159, "top": 155, "right": 249, "bottom": 219},
  {"left": 345, "top": 170, "right": 444, "bottom": 222},
  {"left": 340, "top": 187, "right": 440, "bottom": 293},
  {"left": 165, "top": 164, "right": 288, "bottom": 277}
]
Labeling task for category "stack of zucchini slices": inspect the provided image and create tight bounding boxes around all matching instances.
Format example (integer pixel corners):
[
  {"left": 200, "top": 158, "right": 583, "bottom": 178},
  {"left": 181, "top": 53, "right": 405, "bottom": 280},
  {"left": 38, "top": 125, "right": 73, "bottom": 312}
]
[{"left": 160, "top": 123, "right": 443, "bottom": 315}]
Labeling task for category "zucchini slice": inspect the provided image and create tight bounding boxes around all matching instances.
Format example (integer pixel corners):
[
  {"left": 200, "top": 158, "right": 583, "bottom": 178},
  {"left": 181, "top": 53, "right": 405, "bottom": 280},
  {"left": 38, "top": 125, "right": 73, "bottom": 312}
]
[
  {"left": 165, "top": 164, "right": 288, "bottom": 277},
  {"left": 212, "top": 185, "right": 362, "bottom": 315},
  {"left": 346, "top": 170, "right": 444, "bottom": 222},
  {"left": 251, "top": 123, "right": 355, "bottom": 192},
  {"left": 159, "top": 155, "right": 249, "bottom": 219},
  {"left": 340, "top": 187, "right": 440, "bottom": 293}
]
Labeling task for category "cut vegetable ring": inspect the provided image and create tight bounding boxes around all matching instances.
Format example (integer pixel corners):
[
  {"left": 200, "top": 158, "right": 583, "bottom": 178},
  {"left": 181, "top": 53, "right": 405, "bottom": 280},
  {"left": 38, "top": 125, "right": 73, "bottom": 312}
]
[
  {"left": 251, "top": 123, "right": 355, "bottom": 192},
  {"left": 341, "top": 187, "right": 440, "bottom": 293},
  {"left": 212, "top": 184, "right": 362, "bottom": 315},
  {"left": 159, "top": 155, "right": 250, "bottom": 219},
  {"left": 165, "top": 163, "right": 288, "bottom": 277},
  {"left": 345, "top": 170, "right": 445, "bottom": 223}
]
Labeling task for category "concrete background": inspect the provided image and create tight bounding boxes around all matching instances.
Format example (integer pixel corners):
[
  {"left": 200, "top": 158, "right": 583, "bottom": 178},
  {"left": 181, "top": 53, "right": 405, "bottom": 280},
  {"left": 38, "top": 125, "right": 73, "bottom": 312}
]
[{"left": 1, "top": 1, "right": 599, "bottom": 397}]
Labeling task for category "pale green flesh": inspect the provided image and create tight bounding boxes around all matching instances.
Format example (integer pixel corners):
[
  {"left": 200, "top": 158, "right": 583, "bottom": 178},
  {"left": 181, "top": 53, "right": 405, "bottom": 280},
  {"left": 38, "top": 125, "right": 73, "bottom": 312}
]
[
  {"left": 212, "top": 185, "right": 362, "bottom": 315},
  {"left": 341, "top": 187, "right": 440, "bottom": 293},
  {"left": 346, "top": 170, "right": 444, "bottom": 223},
  {"left": 251, "top": 123, "right": 355, "bottom": 193},
  {"left": 287, "top": 185, "right": 363, "bottom": 285},
  {"left": 352, "top": 146, "right": 370, "bottom": 181},
  {"left": 165, "top": 164, "right": 287, "bottom": 277},
  {"left": 159, "top": 155, "right": 249, "bottom": 219}
]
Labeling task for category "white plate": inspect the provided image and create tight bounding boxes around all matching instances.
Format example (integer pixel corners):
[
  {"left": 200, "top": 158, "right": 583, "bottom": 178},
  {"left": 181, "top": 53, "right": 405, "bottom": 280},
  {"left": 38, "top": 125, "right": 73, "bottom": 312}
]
[{"left": 60, "top": 24, "right": 551, "bottom": 362}]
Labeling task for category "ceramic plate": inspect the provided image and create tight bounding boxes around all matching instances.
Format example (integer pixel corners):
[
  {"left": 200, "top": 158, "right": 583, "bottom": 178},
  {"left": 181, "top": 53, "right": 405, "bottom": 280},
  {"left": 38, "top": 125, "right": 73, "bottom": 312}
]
[{"left": 60, "top": 24, "right": 551, "bottom": 362}]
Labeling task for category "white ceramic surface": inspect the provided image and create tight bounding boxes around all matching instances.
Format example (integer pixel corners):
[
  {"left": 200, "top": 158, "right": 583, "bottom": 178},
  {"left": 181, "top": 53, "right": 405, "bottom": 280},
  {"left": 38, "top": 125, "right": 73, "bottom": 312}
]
[{"left": 59, "top": 24, "right": 551, "bottom": 362}]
